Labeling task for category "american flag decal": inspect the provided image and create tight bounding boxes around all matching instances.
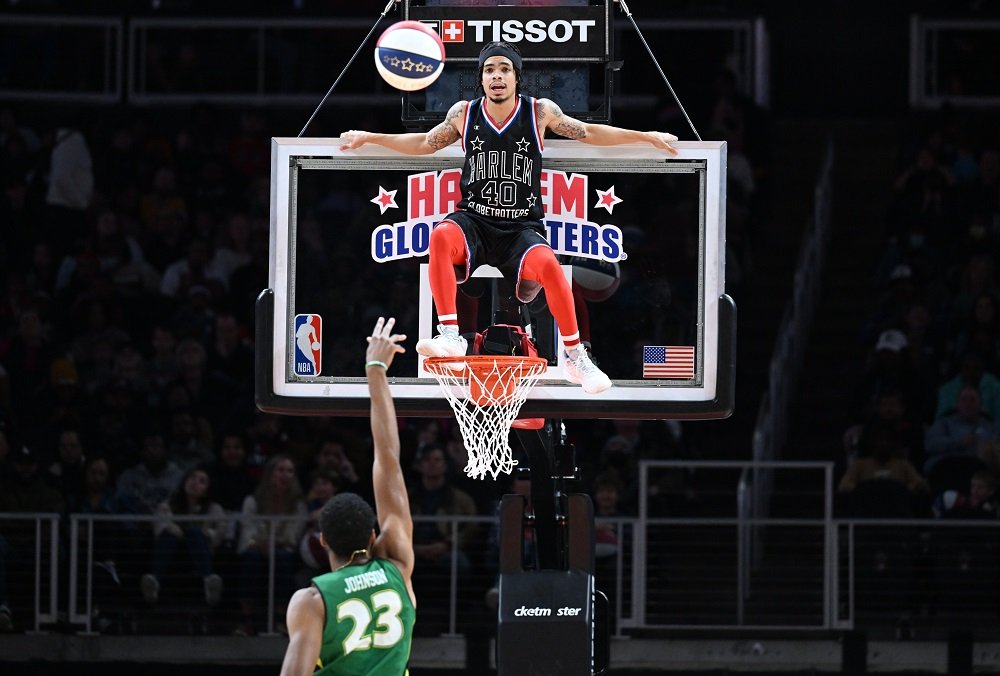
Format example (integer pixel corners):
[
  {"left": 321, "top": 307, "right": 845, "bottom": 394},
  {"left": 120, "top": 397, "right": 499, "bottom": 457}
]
[{"left": 642, "top": 346, "right": 695, "bottom": 379}]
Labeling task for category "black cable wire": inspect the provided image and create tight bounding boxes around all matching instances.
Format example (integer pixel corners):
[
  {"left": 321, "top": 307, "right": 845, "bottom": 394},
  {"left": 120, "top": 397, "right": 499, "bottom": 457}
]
[
  {"left": 297, "top": 0, "right": 398, "bottom": 138},
  {"left": 616, "top": 0, "right": 702, "bottom": 141}
]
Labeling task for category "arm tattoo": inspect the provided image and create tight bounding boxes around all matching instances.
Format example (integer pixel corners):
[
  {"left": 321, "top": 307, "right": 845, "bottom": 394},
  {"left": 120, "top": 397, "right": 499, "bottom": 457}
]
[
  {"left": 540, "top": 99, "right": 587, "bottom": 139},
  {"left": 426, "top": 103, "right": 463, "bottom": 149},
  {"left": 427, "top": 122, "right": 460, "bottom": 150},
  {"left": 553, "top": 117, "right": 587, "bottom": 140},
  {"left": 535, "top": 99, "right": 548, "bottom": 124}
]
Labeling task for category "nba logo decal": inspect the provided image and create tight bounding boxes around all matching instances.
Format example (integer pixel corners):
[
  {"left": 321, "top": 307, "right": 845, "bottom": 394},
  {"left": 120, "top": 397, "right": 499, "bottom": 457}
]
[{"left": 294, "top": 314, "right": 322, "bottom": 376}]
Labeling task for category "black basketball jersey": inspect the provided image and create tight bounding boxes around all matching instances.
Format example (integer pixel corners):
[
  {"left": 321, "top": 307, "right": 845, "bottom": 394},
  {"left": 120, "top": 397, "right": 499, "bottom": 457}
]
[{"left": 458, "top": 95, "right": 545, "bottom": 223}]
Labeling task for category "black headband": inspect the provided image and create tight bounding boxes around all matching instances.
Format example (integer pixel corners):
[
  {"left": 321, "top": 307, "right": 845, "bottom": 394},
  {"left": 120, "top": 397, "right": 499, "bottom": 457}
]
[{"left": 478, "top": 42, "right": 522, "bottom": 71}]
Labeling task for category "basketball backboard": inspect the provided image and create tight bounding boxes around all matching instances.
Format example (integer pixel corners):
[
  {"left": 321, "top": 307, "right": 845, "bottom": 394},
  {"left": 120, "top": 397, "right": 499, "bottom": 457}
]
[{"left": 256, "top": 137, "right": 734, "bottom": 419}]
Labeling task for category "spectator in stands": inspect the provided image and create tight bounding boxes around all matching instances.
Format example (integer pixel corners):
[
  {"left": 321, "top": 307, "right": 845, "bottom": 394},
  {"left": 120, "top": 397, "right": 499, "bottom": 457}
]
[
  {"left": 140, "top": 466, "right": 225, "bottom": 608},
  {"left": 935, "top": 351, "right": 1000, "bottom": 423},
  {"left": 0, "top": 442, "right": 65, "bottom": 514},
  {"left": 866, "top": 388, "right": 927, "bottom": 467},
  {"left": 933, "top": 469, "right": 998, "bottom": 519},
  {"left": 950, "top": 292, "right": 1000, "bottom": 373},
  {"left": 949, "top": 255, "right": 996, "bottom": 333},
  {"left": 165, "top": 407, "right": 214, "bottom": 472},
  {"left": 869, "top": 263, "right": 926, "bottom": 339},
  {"left": 299, "top": 436, "right": 360, "bottom": 496},
  {"left": 409, "top": 444, "right": 478, "bottom": 576},
  {"left": 44, "top": 124, "right": 94, "bottom": 259},
  {"left": 209, "top": 431, "right": 256, "bottom": 515},
  {"left": 297, "top": 468, "right": 339, "bottom": 574},
  {"left": 443, "top": 433, "right": 496, "bottom": 514},
  {"left": 839, "top": 423, "right": 930, "bottom": 496},
  {"left": 140, "top": 166, "right": 188, "bottom": 271},
  {"left": 1, "top": 307, "right": 55, "bottom": 430},
  {"left": 65, "top": 455, "right": 139, "bottom": 622},
  {"left": 159, "top": 236, "right": 225, "bottom": 301},
  {"left": 208, "top": 213, "right": 252, "bottom": 287},
  {"left": 235, "top": 454, "right": 306, "bottom": 635},
  {"left": 169, "top": 338, "right": 238, "bottom": 434},
  {"left": 111, "top": 344, "right": 151, "bottom": 405},
  {"left": 45, "top": 427, "right": 87, "bottom": 503},
  {"left": 855, "top": 329, "right": 922, "bottom": 421},
  {"left": 147, "top": 324, "right": 179, "bottom": 398},
  {"left": 0, "top": 439, "right": 64, "bottom": 632},
  {"left": 593, "top": 472, "right": 624, "bottom": 560},
  {"left": 205, "top": 313, "right": 252, "bottom": 385},
  {"left": 244, "top": 412, "right": 290, "bottom": 482},
  {"left": 116, "top": 431, "right": 183, "bottom": 514},
  {"left": 925, "top": 385, "right": 999, "bottom": 476},
  {"left": 889, "top": 146, "right": 954, "bottom": 244}
]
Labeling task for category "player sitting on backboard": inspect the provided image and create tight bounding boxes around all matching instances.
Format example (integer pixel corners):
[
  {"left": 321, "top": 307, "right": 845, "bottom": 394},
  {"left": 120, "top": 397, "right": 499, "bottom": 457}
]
[{"left": 340, "top": 41, "right": 678, "bottom": 394}]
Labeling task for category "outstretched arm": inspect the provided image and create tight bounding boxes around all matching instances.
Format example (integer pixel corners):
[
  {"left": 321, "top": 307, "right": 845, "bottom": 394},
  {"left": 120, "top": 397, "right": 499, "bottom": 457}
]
[
  {"left": 340, "top": 101, "right": 465, "bottom": 155},
  {"left": 365, "top": 318, "right": 416, "bottom": 587},
  {"left": 535, "top": 98, "right": 678, "bottom": 155}
]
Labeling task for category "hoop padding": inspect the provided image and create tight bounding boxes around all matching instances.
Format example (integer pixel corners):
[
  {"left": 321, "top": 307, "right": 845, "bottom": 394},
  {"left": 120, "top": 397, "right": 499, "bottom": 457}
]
[{"left": 423, "top": 356, "right": 548, "bottom": 480}]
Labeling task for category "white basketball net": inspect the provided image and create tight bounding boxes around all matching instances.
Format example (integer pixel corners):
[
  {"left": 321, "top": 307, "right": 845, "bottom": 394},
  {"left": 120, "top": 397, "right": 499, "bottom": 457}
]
[{"left": 423, "top": 356, "right": 547, "bottom": 480}]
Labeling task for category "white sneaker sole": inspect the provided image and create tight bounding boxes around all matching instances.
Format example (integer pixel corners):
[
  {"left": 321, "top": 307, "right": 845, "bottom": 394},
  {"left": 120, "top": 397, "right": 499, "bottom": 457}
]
[
  {"left": 415, "top": 338, "right": 466, "bottom": 358},
  {"left": 416, "top": 337, "right": 467, "bottom": 371},
  {"left": 564, "top": 370, "right": 613, "bottom": 394}
]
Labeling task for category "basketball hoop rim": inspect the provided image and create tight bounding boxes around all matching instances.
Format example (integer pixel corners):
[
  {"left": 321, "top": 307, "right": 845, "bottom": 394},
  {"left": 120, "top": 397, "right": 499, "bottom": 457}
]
[{"left": 423, "top": 355, "right": 548, "bottom": 377}]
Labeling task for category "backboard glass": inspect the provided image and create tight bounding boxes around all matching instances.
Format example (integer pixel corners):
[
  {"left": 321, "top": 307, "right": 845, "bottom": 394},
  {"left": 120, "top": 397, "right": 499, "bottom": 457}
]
[{"left": 256, "top": 138, "right": 734, "bottom": 419}]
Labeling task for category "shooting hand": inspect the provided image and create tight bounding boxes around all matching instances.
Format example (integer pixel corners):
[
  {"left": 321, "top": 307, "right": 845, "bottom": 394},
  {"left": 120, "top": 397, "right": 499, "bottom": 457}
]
[{"left": 366, "top": 317, "right": 406, "bottom": 370}]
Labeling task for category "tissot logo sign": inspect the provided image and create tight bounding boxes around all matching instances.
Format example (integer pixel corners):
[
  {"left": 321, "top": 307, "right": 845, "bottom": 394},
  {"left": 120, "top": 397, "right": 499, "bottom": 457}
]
[{"left": 408, "top": 6, "right": 607, "bottom": 60}]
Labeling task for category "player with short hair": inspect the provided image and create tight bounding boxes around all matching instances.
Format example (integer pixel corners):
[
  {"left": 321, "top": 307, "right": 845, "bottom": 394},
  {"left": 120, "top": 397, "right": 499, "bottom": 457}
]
[
  {"left": 341, "top": 41, "right": 678, "bottom": 394},
  {"left": 280, "top": 317, "right": 415, "bottom": 676}
]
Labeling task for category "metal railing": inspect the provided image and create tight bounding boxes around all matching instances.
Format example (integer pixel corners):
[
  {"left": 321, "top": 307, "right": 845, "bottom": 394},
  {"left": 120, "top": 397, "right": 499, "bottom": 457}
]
[
  {"left": 8, "top": 475, "right": 1000, "bottom": 640},
  {"left": 632, "top": 460, "right": 837, "bottom": 631},
  {"left": 0, "top": 14, "right": 122, "bottom": 103},
  {"left": 0, "top": 13, "right": 768, "bottom": 107},
  {"left": 0, "top": 513, "right": 60, "bottom": 631},
  {"left": 910, "top": 16, "right": 1000, "bottom": 109}
]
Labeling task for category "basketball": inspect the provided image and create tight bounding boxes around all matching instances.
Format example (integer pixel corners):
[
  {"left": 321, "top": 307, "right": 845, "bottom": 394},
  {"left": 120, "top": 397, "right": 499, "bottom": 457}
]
[
  {"left": 571, "top": 257, "right": 621, "bottom": 302},
  {"left": 374, "top": 20, "right": 446, "bottom": 92},
  {"left": 311, "top": 342, "right": 321, "bottom": 350}
]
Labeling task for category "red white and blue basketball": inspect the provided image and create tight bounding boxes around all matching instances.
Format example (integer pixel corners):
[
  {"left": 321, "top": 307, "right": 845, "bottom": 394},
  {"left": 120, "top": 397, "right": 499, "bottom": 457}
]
[
  {"left": 571, "top": 258, "right": 621, "bottom": 303},
  {"left": 374, "top": 21, "right": 446, "bottom": 92}
]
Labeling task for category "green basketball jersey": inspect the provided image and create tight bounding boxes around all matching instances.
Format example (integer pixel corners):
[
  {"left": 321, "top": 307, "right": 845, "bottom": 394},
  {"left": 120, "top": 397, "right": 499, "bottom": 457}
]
[{"left": 312, "top": 558, "right": 415, "bottom": 676}]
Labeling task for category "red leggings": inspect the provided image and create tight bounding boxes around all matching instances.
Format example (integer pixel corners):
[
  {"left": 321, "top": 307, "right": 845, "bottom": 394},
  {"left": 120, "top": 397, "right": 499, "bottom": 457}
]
[{"left": 428, "top": 221, "right": 582, "bottom": 349}]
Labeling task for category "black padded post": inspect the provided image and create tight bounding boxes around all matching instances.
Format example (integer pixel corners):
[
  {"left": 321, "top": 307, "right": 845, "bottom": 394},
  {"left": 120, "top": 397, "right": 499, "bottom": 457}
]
[{"left": 499, "top": 494, "right": 527, "bottom": 575}]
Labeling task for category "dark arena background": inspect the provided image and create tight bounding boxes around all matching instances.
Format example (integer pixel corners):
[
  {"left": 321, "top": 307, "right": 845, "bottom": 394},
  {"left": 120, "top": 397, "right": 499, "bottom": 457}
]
[{"left": 2, "top": 1, "right": 1000, "bottom": 674}]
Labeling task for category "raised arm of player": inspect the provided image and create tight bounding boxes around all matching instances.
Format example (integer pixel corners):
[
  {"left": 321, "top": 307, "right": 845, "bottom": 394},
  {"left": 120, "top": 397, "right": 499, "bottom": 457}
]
[
  {"left": 365, "top": 317, "right": 417, "bottom": 606},
  {"left": 340, "top": 101, "right": 466, "bottom": 155},
  {"left": 534, "top": 98, "right": 679, "bottom": 155}
]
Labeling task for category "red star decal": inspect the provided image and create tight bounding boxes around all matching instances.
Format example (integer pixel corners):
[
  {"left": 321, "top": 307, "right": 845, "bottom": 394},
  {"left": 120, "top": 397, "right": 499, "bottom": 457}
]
[
  {"left": 594, "top": 185, "right": 623, "bottom": 214},
  {"left": 370, "top": 186, "right": 398, "bottom": 215}
]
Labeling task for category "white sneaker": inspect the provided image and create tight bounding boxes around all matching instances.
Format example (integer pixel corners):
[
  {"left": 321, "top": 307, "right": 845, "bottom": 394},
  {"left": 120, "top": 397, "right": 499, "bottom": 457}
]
[
  {"left": 416, "top": 325, "right": 467, "bottom": 358},
  {"left": 140, "top": 573, "right": 159, "bottom": 605},
  {"left": 204, "top": 574, "right": 223, "bottom": 607},
  {"left": 564, "top": 348, "right": 612, "bottom": 394}
]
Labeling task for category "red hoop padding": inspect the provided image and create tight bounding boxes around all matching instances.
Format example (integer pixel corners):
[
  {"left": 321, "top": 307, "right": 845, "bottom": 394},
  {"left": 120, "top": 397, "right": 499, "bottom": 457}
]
[{"left": 511, "top": 418, "right": 545, "bottom": 430}]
